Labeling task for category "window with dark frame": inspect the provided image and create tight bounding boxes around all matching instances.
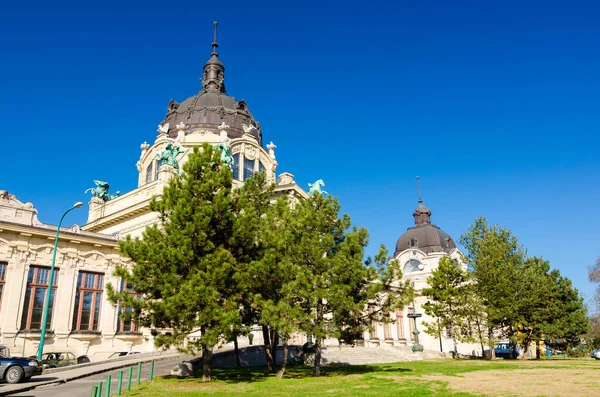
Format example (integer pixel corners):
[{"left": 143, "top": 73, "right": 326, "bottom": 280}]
[
  {"left": 243, "top": 157, "right": 254, "bottom": 181},
  {"left": 20, "top": 266, "right": 59, "bottom": 330},
  {"left": 0, "top": 262, "right": 7, "bottom": 315},
  {"left": 72, "top": 272, "right": 104, "bottom": 332},
  {"left": 116, "top": 280, "right": 141, "bottom": 333},
  {"left": 232, "top": 154, "right": 240, "bottom": 180}
]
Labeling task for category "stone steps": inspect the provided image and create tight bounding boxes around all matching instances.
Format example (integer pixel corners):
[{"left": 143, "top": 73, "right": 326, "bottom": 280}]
[{"left": 319, "top": 346, "right": 429, "bottom": 365}]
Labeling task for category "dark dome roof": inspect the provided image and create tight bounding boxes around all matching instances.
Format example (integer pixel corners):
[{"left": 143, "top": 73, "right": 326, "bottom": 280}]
[
  {"left": 160, "top": 23, "right": 262, "bottom": 144},
  {"left": 163, "top": 91, "right": 262, "bottom": 144},
  {"left": 394, "top": 201, "right": 456, "bottom": 256}
]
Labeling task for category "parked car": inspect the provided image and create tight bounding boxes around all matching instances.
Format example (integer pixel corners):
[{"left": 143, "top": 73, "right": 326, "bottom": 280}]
[
  {"left": 108, "top": 351, "right": 141, "bottom": 359},
  {"left": 494, "top": 342, "right": 519, "bottom": 359},
  {"left": 0, "top": 352, "right": 42, "bottom": 384},
  {"left": 590, "top": 349, "right": 600, "bottom": 360},
  {"left": 40, "top": 352, "right": 91, "bottom": 369}
]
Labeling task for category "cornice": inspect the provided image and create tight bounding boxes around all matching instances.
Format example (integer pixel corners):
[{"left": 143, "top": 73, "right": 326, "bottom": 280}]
[{"left": 0, "top": 220, "right": 119, "bottom": 248}]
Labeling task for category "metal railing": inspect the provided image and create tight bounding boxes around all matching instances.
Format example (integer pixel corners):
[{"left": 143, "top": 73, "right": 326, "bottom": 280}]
[{"left": 90, "top": 360, "right": 155, "bottom": 396}]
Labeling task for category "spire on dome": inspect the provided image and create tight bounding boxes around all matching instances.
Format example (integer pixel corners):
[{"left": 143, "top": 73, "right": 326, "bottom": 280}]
[
  {"left": 211, "top": 20, "right": 219, "bottom": 56},
  {"left": 413, "top": 176, "right": 431, "bottom": 225},
  {"left": 201, "top": 21, "right": 226, "bottom": 93}
]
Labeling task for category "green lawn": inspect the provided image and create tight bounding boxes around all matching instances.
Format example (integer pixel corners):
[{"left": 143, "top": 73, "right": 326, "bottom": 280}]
[{"left": 118, "top": 359, "right": 600, "bottom": 397}]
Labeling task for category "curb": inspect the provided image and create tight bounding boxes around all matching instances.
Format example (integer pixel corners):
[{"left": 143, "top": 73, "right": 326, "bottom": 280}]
[{"left": 0, "top": 353, "right": 188, "bottom": 396}]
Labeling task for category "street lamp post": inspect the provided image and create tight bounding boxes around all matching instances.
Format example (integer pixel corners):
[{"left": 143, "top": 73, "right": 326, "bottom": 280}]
[
  {"left": 37, "top": 202, "right": 83, "bottom": 360},
  {"left": 408, "top": 264, "right": 424, "bottom": 353}
]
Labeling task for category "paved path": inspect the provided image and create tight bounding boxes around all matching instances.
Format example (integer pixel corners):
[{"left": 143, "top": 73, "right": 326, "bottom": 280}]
[{"left": 0, "top": 353, "right": 187, "bottom": 396}]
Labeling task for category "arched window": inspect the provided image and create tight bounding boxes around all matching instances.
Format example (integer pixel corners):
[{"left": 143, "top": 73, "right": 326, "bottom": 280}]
[
  {"left": 232, "top": 154, "right": 240, "bottom": 180},
  {"left": 403, "top": 259, "right": 424, "bottom": 274},
  {"left": 243, "top": 158, "right": 254, "bottom": 181},
  {"left": 154, "top": 160, "right": 163, "bottom": 181},
  {"left": 145, "top": 163, "right": 153, "bottom": 184}
]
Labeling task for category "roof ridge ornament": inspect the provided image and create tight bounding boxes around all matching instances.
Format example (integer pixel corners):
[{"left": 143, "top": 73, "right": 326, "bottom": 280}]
[{"left": 416, "top": 175, "right": 422, "bottom": 204}]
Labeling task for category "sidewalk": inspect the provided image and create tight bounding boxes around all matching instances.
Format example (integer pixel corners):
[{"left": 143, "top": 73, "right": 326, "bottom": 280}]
[{"left": 0, "top": 352, "right": 187, "bottom": 396}]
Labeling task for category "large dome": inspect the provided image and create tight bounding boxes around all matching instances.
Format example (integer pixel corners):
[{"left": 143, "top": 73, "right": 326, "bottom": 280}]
[
  {"left": 394, "top": 202, "right": 456, "bottom": 256},
  {"left": 162, "top": 91, "right": 262, "bottom": 144},
  {"left": 159, "top": 23, "right": 262, "bottom": 144}
]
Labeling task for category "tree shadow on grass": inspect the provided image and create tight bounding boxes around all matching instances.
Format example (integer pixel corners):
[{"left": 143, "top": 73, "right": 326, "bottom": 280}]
[{"left": 194, "top": 364, "right": 413, "bottom": 384}]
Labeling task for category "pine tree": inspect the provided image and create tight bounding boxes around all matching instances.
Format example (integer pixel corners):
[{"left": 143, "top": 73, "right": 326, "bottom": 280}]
[
  {"left": 459, "top": 216, "right": 527, "bottom": 359},
  {"left": 288, "top": 192, "right": 412, "bottom": 376},
  {"left": 542, "top": 270, "right": 590, "bottom": 352},
  {"left": 421, "top": 256, "right": 469, "bottom": 357},
  {"left": 108, "top": 143, "right": 250, "bottom": 382}
]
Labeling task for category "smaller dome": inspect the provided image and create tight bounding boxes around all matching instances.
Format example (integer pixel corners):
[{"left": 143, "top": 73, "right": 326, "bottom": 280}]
[{"left": 394, "top": 201, "right": 456, "bottom": 256}]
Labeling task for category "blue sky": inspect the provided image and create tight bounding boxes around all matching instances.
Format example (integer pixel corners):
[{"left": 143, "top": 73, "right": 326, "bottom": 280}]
[{"left": 1, "top": 1, "right": 599, "bottom": 307}]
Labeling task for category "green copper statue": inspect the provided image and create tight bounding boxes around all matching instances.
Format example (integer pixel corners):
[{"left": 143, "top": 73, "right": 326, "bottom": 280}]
[
  {"left": 214, "top": 142, "right": 234, "bottom": 167},
  {"left": 155, "top": 142, "right": 186, "bottom": 171},
  {"left": 308, "top": 179, "right": 328, "bottom": 196},
  {"left": 85, "top": 180, "right": 120, "bottom": 201}
]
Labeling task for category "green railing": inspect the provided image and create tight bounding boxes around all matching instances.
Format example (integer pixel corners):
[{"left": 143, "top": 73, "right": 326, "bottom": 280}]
[{"left": 90, "top": 360, "right": 155, "bottom": 396}]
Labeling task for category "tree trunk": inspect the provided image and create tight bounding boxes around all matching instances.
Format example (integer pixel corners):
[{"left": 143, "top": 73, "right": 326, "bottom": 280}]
[
  {"left": 452, "top": 331, "right": 458, "bottom": 358},
  {"left": 313, "top": 337, "right": 322, "bottom": 376},
  {"left": 272, "top": 330, "right": 279, "bottom": 367},
  {"left": 262, "top": 325, "right": 274, "bottom": 372},
  {"left": 449, "top": 308, "right": 458, "bottom": 358},
  {"left": 536, "top": 340, "right": 541, "bottom": 359},
  {"left": 488, "top": 328, "right": 495, "bottom": 360},
  {"left": 201, "top": 344, "right": 213, "bottom": 382},
  {"left": 277, "top": 337, "right": 288, "bottom": 379},
  {"left": 233, "top": 334, "right": 241, "bottom": 368}
]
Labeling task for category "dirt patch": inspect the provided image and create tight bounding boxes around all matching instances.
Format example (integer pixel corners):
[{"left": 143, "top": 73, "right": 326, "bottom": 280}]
[{"left": 382, "top": 367, "right": 600, "bottom": 397}]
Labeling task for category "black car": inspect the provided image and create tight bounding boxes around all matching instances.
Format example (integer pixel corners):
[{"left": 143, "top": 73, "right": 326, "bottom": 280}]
[{"left": 0, "top": 353, "right": 43, "bottom": 384}]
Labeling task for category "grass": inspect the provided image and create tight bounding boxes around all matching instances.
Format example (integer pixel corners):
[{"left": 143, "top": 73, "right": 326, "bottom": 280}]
[{"left": 118, "top": 359, "right": 600, "bottom": 397}]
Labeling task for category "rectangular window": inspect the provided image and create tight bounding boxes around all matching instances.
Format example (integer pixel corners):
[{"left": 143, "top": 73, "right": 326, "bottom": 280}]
[
  {"left": 368, "top": 306, "right": 378, "bottom": 339},
  {"left": 395, "top": 310, "right": 405, "bottom": 339},
  {"left": 20, "top": 266, "right": 59, "bottom": 330},
  {"left": 258, "top": 161, "right": 265, "bottom": 174},
  {"left": 232, "top": 154, "right": 240, "bottom": 180},
  {"left": 72, "top": 272, "right": 103, "bottom": 332},
  {"left": 0, "top": 262, "right": 6, "bottom": 314},
  {"left": 116, "top": 280, "right": 141, "bottom": 333},
  {"left": 243, "top": 158, "right": 254, "bottom": 181},
  {"left": 383, "top": 322, "right": 392, "bottom": 340}
]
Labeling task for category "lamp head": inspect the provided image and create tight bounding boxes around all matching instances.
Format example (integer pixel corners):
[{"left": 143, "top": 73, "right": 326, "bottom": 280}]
[
  {"left": 74, "top": 202, "right": 83, "bottom": 209},
  {"left": 417, "top": 263, "right": 424, "bottom": 271}
]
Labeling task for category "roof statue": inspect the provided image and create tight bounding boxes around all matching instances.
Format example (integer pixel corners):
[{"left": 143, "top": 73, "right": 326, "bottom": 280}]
[
  {"left": 214, "top": 142, "right": 234, "bottom": 168},
  {"left": 308, "top": 179, "right": 328, "bottom": 196},
  {"left": 155, "top": 142, "right": 186, "bottom": 171},
  {"left": 157, "top": 123, "right": 169, "bottom": 135},
  {"left": 85, "top": 180, "right": 120, "bottom": 202}
]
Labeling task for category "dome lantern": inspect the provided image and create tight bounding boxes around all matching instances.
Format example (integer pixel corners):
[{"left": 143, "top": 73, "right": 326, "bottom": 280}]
[{"left": 394, "top": 177, "right": 456, "bottom": 256}]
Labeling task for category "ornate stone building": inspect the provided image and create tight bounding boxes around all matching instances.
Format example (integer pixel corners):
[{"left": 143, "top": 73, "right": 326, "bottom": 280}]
[
  {"left": 0, "top": 26, "right": 306, "bottom": 360},
  {"left": 0, "top": 191, "right": 135, "bottom": 361},
  {"left": 0, "top": 25, "right": 477, "bottom": 361},
  {"left": 362, "top": 196, "right": 480, "bottom": 356}
]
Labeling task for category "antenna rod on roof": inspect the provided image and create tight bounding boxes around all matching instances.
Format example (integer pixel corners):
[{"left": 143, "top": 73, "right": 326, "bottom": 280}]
[{"left": 416, "top": 176, "right": 422, "bottom": 204}]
